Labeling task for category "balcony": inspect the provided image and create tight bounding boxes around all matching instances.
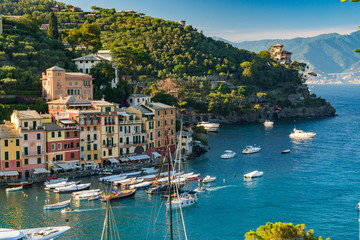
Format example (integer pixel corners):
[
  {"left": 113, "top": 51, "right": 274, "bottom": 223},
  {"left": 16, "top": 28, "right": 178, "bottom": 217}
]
[
  {"left": 120, "top": 120, "right": 142, "bottom": 125},
  {"left": 102, "top": 144, "right": 117, "bottom": 148},
  {"left": 93, "top": 120, "right": 98, "bottom": 125},
  {"left": 86, "top": 120, "right": 91, "bottom": 125}
]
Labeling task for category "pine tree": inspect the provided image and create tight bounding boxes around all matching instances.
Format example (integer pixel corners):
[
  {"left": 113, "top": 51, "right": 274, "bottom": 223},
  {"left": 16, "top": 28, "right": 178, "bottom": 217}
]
[{"left": 48, "top": 12, "right": 59, "bottom": 39}]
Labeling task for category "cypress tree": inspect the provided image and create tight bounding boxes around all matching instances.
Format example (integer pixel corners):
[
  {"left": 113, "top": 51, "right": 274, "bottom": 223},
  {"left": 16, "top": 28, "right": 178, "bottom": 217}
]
[{"left": 48, "top": 12, "right": 59, "bottom": 39}]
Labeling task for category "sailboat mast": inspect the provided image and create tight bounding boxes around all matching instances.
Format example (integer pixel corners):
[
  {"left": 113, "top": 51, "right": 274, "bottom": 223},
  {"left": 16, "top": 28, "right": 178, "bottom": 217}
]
[
  {"left": 106, "top": 198, "right": 110, "bottom": 240},
  {"left": 166, "top": 130, "right": 173, "bottom": 240}
]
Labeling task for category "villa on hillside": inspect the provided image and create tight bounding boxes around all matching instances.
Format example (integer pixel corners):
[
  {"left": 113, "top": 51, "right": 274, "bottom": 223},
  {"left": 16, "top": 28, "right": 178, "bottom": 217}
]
[{"left": 271, "top": 43, "right": 292, "bottom": 65}]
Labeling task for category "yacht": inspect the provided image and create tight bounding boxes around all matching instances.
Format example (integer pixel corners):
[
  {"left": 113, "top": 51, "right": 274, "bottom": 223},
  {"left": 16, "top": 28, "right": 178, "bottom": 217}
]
[
  {"left": 166, "top": 192, "right": 198, "bottom": 210},
  {"left": 263, "top": 120, "right": 274, "bottom": 127},
  {"left": 0, "top": 226, "right": 70, "bottom": 240},
  {"left": 221, "top": 150, "right": 236, "bottom": 159},
  {"left": 289, "top": 128, "right": 316, "bottom": 139},
  {"left": 244, "top": 170, "right": 263, "bottom": 179},
  {"left": 197, "top": 122, "right": 220, "bottom": 132},
  {"left": 242, "top": 145, "right": 261, "bottom": 154}
]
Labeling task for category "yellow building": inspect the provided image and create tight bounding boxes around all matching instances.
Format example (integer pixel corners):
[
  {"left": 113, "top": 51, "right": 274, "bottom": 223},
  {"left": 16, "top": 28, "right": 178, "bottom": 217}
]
[
  {"left": 0, "top": 122, "right": 22, "bottom": 179},
  {"left": 91, "top": 99, "right": 119, "bottom": 166}
]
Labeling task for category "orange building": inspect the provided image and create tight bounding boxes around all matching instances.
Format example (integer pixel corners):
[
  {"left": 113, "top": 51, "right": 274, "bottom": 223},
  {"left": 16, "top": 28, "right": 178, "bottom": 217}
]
[{"left": 41, "top": 66, "right": 93, "bottom": 101}]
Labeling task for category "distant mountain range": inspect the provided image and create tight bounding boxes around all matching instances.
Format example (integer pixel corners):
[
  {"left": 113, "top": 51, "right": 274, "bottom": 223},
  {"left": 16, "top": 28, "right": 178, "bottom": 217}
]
[{"left": 214, "top": 31, "right": 360, "bottom": 75}]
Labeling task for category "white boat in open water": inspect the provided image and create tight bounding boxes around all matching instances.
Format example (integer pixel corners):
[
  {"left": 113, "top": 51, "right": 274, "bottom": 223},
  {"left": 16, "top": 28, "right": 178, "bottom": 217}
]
[
  {"left": 0, "top": 226, "right": 70, "bottom": 240},
  {"left": 221, "top": 150, "right": 236, "bottom": 159},
  {"left": 44, "top": 199, "right": 71, "bottom": 210},
  {"left": 264, "top": 120, "right": 274, "bottom": 127},
  {"left": 6, "top": 186, "right": 23, "bottom": 192},
  {"left": 289, "top": 128, "right": 316, "bottom": 139},
  {"left": 197, "top": 122, "right": 220, "bottom": 132},
  {"left": 244, "top": 170, "right": 263, "bottom": 179},
  {"left": 242, "top": 145, "right": 261, "bottom": 154}
]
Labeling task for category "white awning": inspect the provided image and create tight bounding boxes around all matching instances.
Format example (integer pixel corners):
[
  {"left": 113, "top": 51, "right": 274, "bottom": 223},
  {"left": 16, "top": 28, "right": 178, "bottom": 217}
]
[
  {"left": 0, "top": 171, "right": 19, "bottom": 177},
  {"left": 56, "top": 162, "right": 72, "bottom": 171},
  {"left": 120, "top": 157, "right": 129, "bottom": 162},
  {"left": 33, "top": 168, "right": 50, "bottom": 174},
  {"left": 151, "top": 152, "right": 162, "bottom": 158},
  {"left": 108, "top": 158, "right": 119, "bottom": 164},
  {"left": 128, "top": 154, "right": 150, "bottom": 161},
  {"left": 86, "top": 161, "right": 94, "bottom": 164},
  {"left": 51, "top": 167, "right": 62, "bottom": 171}
]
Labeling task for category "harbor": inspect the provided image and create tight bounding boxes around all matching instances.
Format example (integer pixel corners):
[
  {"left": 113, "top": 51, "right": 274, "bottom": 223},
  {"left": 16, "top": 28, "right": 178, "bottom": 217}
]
[{"left": 0, "top": 85, "right": 359, "bottom": 239}]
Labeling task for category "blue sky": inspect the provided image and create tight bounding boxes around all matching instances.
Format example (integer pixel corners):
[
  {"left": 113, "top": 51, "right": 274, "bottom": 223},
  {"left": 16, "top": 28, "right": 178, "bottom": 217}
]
[{"left": 61, "top": 0, "right": 360, "bottom": 42}]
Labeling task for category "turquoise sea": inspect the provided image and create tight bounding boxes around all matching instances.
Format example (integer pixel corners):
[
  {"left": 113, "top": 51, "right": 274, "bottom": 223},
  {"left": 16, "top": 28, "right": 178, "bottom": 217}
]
[{"left": 1, "top": 84, "right": 360, "bottom": 239}]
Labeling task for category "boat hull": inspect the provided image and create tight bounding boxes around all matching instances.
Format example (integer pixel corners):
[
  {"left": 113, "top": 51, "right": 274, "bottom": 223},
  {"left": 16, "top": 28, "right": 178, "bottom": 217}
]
[
  {"left": 7, "top": 181, "right": 33, "bottom": 188},
  {"left": 100, "top": 189, "right": 136, "bottom": 201}
]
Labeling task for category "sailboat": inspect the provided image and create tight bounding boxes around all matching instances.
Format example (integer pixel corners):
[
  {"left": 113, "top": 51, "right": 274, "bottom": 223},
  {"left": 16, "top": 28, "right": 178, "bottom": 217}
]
[{"left": 100, "top": 197, "right": 120, "bottom": 240}]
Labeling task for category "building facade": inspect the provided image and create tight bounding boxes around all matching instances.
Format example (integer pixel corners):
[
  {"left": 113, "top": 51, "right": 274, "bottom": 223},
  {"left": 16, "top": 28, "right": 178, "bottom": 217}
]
[
  {"left": 41, "top": 66, "right": 93, "bottom": 101},
  {"left": 127, "top": 94, "right": 151, "bottom": 107},
  {"left": 271, "top": 43, "right": 292, "bottom": 65},
  {"left": 10, "top": 110, "right": 46, "bottom": 178}
]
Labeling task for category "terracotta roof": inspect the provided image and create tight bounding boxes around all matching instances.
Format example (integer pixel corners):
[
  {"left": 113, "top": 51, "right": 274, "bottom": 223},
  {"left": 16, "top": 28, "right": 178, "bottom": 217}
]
[
  {"left": 272, "top": 43, "right": 283, "bottom": 47},
  {"left": 48, "top": 96, "right": 91, "bottom": 106},
  {"left": 282, "top": 50, "right": 292, "bottom": 54},
  {"left": 145, "top": 102, "right": 176, "bottom": 110},
  {"left": 0, "top": 124, "right": 20, "bottom": 139},
  {"left": 43, "top": 123, "right": 64, "bottom": 131}
]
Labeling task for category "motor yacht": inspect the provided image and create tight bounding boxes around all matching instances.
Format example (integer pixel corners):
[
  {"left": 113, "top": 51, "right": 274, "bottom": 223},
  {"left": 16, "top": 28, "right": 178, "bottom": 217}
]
[
  {"left": 289, "top": 128, "right": 316, "bottom": 139},
  {"left": 244, "top": 170, "right": 263, "bottom": 179},
  {"left": 242, "top": 145, "right": 261, "bottom": 154},
  {"left": 263, "top": 120, "right": 274, "bottom": 127},
  {"left": 0, "top": 226, "right": 70, "bottom": 240},
  {"left": 221, "top": 150, "right": 236, "bottom": 159}
]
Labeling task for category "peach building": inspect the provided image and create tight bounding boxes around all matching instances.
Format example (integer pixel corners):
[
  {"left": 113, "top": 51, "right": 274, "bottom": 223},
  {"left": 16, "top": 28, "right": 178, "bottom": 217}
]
[{"left": 41, "top": 66, "right": 93, "bottom": 101}]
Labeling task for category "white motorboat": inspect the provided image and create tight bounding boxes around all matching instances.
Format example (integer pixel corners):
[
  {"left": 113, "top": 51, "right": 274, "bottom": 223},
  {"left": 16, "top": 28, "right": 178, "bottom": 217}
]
[
  {"left": 44, "top": 199, "right": 71, "bottom": 210},
  {"left": 142, "top": 167, "right": 159, "bottom": 175},
  {"left": 74, "top": 190, "right": 102, "bottom": 200},
  {"left": 244, "top": 170, "right": 263, "bottom": 179},
  {"left": 263, "top": 120, "right": 274, "bottom": 127},
  {"left": 130, "top": 181, "right": 152, "bottom": 189},
  {"left": 72, "top": 189, "right": 100, "bottom": 196},
  {"left": 289, "top": 128, "right": 316, "bottom": 139},
  {"left": 242, "top": 145, "right": 261, "bottom": 154},
  {"left": 44, "top": 178, "right": 68, "bottom": 186},
  {"left": 197, "top": 122, "right": 220, "bottom": 132},
  {"left": 142, "top": 174, "right": 157, "bottom": 181},
  {"left": 199, "top": 175, "right": 216, "bottom": 183},
  {"left": 87, "top": 192, "right": 102, "bottom": 201},
  {"left": 98, "top": 174, "right": 125, "bottom": 182},
  {"left": 126, "top": 171, "right": 142, "bottom": 178},
  {"left": 0, "top": 226, "right": 70, "bottom": 240},
  {"left": 160, "top": 170, "right": 177, "bottom": 177},
  {"left": 194, "top": 186, "right": 207, "bottom": 192},
  {"left": 105, "top": 175, "right": 127, "bottom": 184},
  {"left": 54, "top": 183, "right": 91, "bottom": 193},
  {"left": 113, "top": 178, "right": 135, "bottom": 186},
  {"left": 166, "top": 193, "right": 198, "bottom": 210},
  {"left": 221, "top": 150, "right": 236, "bottom": 159},
  {"left": 281, "top": 149, "right": 291, "bottom": 154},
  {"left": 6, "top": 186, "right": 23, "bottom": 192},
  {"left": 185, "top": 173, "right": 200, "bottom": 181},
  {"left": 44, "top": 181, "right": 79, "bottom": 190}
]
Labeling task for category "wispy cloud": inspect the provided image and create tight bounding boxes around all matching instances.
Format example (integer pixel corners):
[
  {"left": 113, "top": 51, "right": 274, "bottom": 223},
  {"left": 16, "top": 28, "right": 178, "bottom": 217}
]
[{"left": 211, "top": 25, "right": 359, "bottom": 42}]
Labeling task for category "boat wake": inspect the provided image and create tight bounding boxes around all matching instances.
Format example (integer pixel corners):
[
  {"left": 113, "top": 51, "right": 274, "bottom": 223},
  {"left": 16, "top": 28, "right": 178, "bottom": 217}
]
[{"left": 206, "top": 185, "right": 236, "bottom": 192}]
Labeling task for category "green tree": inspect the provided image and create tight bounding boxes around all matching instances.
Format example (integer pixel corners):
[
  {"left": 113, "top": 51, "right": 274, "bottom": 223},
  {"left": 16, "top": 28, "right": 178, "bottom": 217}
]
[
  {"left": 65, "top": 29, "right": 82, "bottom": 51},
  {"left": 90, "top": 62, "right": 115, "bottom": 89},
  {"left": 111, "top": 46, "right": 150, "bottom": 81},
  {"left": 151, "top": 92, "right": 178, "bottom": 106},
  {"left": 133, "top": 84, "right": 141, "bottom": 94},
  {"left": 245, "top": 222, "right": 330, "bottom": 240},
  {"left": 80, "top": 23, "right": 102, "bottom": 53},
  {"left": 48, "top": 12, "right": 59, "bottom": 39}
]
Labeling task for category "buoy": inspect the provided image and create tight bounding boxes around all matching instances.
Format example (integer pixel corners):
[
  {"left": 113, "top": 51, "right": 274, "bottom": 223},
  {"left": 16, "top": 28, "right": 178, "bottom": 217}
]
[{"left": 234, "top": 174, "right": 236, "bottom": 178}]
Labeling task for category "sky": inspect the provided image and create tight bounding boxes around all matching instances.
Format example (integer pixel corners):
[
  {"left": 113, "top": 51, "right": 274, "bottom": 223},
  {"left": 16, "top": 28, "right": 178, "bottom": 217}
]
[{"left": 60, "top": 0, "right": 360, "bottom": 42}]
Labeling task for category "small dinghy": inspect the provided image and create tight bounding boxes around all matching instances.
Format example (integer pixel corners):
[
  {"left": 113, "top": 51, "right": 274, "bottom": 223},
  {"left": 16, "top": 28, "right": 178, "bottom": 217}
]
[
  {"left": 6, "top": 186, "right": 23, "bottom": 192},
  {"left": 281, "top": 149, "right": 291, "bottom": 154},
  {"left": 44, "top": 199, "right": 71, "bottom": 210},
  {"left": 199, "top": 175, "right": 216, "bottom": 183},
  {"left": 244, "top": 170, "right": 263, "bottom": 179}
]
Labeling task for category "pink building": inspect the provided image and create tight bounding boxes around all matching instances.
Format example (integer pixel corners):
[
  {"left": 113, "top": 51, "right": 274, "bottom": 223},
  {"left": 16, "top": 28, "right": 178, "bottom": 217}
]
[
  {"left": 41, "top": 66, "right": 93, "bottom": 101},
  {"left": 10, "top": 110, "right": 48, "bottom": 178}
]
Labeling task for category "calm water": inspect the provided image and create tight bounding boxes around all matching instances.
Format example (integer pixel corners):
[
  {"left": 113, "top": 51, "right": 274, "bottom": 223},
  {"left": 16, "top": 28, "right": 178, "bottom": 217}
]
[{"left": 1, "top": 84, "right": 360, "bottom": 239}]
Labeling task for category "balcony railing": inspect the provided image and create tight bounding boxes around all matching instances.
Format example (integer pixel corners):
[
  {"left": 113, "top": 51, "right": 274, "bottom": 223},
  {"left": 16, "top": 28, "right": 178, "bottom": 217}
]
[{"left": 102, "top": 144, "right": 117, "bottom": 148}]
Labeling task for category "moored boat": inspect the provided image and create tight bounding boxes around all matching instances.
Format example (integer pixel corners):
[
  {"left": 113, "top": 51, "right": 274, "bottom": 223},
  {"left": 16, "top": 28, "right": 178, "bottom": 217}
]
[
  {"left": 100, "top": 189, "right": 136, "bottom": 201},
  {"left": 264, "top": 120, "right": 274, "bottom": 127},
  {"left": 44, "top": 199, "right": 71, "bottom": 210},
  {"left": 199, "top": 175, "right": 216, "bottom": 183},
  {"left": 130, "top": 181, "right": 152, "bottom": 189},
  {"left": 7, "top": 181, "right": 33, "bottom": 188},
  {"left": 185, "top": 173, "right": 200, "bottom": 181},
  {"left": 0, "top": 226, "right": 71, "bottom": 240},
  {"left": 244, "top": 170, "right": 263, "bottom": 179},
  {"left": 242, "top": 145, "right": 261, "bottom": 154},
  {"left": 289, "top": 128, "right": 316, "bottom": 139},
  {"left": 281, "top": 149, "right": 291, "bottom": 154},
  {"left": 6, "top": 186, "right": 23, "bottom": 192},
  {"left": 221, "top": 150, "right": 236, "bottom": 159},
  {"left": 54, "top": 183, "right": 91, "bottom": 193},
  {"left": 197, "top": 121, "right": 220, "bottom": 132}
]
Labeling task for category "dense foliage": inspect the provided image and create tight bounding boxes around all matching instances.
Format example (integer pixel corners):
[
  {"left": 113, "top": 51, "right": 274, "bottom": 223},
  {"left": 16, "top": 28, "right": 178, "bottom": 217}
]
[{"left": 245, "top": 222, "right": 330, "bottom": 240}]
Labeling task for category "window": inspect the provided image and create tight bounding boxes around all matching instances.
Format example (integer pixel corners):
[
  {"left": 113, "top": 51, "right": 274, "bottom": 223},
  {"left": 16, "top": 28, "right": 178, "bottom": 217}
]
[
  {"left": 94, "top": 154, "right": 98, "bottom": 160},
  {"left": 77, "top": 142, "right": 79, "bottom": 148},
  {"left": 165, "top": 120, "right": 167, "bottom": 126},
  {"left": 120, "top": 126, "right": 123, "bottom": 132},
  {"left": 24, "top": 134, "right": 28, "bottom": 141},
  {"left": 58, "top": 143, "right": 62, "bottom": 150},
  {"left": 16, "top": 139, "right": 20, "bottom": 146},
  {"left": 158, "top": 141, "right": 160, "bottom": 147},
  {"left": 158, "top": 121, "right": 160, "bottom": 127},
  {"left": 158, "top": 131, "right": 161, "bottom": 137},
  {"left": 126, "top": 148, "right": 129, "bottom": 154},
  {"left": 5, "top": 162, "right": 9, "bottom": 168},
  {"left": 4, "top": 140, "right": 8, "bottom": 147},
  {"left": 24, "top": 159, "right": 28, "bottom": 165},
  {"left": 52, "top": 143, "right": 55, "bottom": 150},
  {"left": 81, "top": 146, "right": 84, "bottom": 151},
  {"left": 37, "top": 146, "right": 41, "bottom": 154},
  {"left": 94, "top": 126, "right": 97, "bottom": 130},
  {"left": 81, "top": 127, "right": 84, "bottom": 131},
  {"left": 71, "top": 153, "right": 75, "bottom": 159},
  {"left": 16, "top": 151, "right": 20, "bottom": 160},
  {"left": 69, "top": 82, "right": 72, "bottom": 86},
  {"left": 171, "top": 119, "right": 173, "bottom": 124},
  {"left": 63, "top": 105, "right": 65, "bottom": 110},
  {"left": 75, "top": 81, "right": 78, "bottom": 86},
  {"left": 165, "top": 111, "right": 167, "bottom": 116},
  {"left": 70, "top": 142, "right": 74, "bottom": 148},
  {"left": 87, "top": 126, "right": 90, "bottom": 131},
  {"left": 126, "top": 137, "right": 129, "bottom": 145},
  {"left": 24, "top": 122, "right": 28, "bottom": 127},
  {"left": 94, "top": 134, "right": 97, "bottom": 140},
  {"left": 52, "top": 105, "right": 54, "bottom": 110},
  {"left": 108, "top": 149, "right": 112, "bottom": 156},
  {"left": 58, "top": 131, "right": 61, "bottom": 137},
  {"left": 171, "top": 139, "right": 174, "bottom": 144},
  {"left": 87, "top": 155, "right": 91, "bottom": 161},
  {"left": 103, "top": 151, "right": 106, "bottom": 157},
  {"left": 24, "top": 147, "right": 28, "bottom": 156},
  {"left": 120, "top": 138, "right": 123, "bottom": 143},
  {"left": 171, "top": 110, "right": 173, "bottom": 114},
  {"left": 51, "top": 132, "right": 55, "bottom": 138},
  {"left": 66, "top": 132, "right": 70, "bottom": 138},
  {"left": 94, "top": 144, "right": 97, "bottom": 150},
  {"left": 157, "top": 111, "right": 160, "bottom": 116},
  {"left": 16, "top": 161, "right": 20, "bottom": 167},
  {"left": 74, "top": 131, "right": 78, "bottom": 137},
  {"left": 87, "top": 134, "right": 90, "bottom": 141},
  {"left": 37, "top": 158, "right": 41, "bottom": 164},
  {"left": 87, "top": 145, "right": 91, "bottom": 151},
  {"left": 120, "top": 149, "right": 123, "bottom": 155},
  {"left": 37, "top": 133, "right": 41, "bottom": 140}
]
